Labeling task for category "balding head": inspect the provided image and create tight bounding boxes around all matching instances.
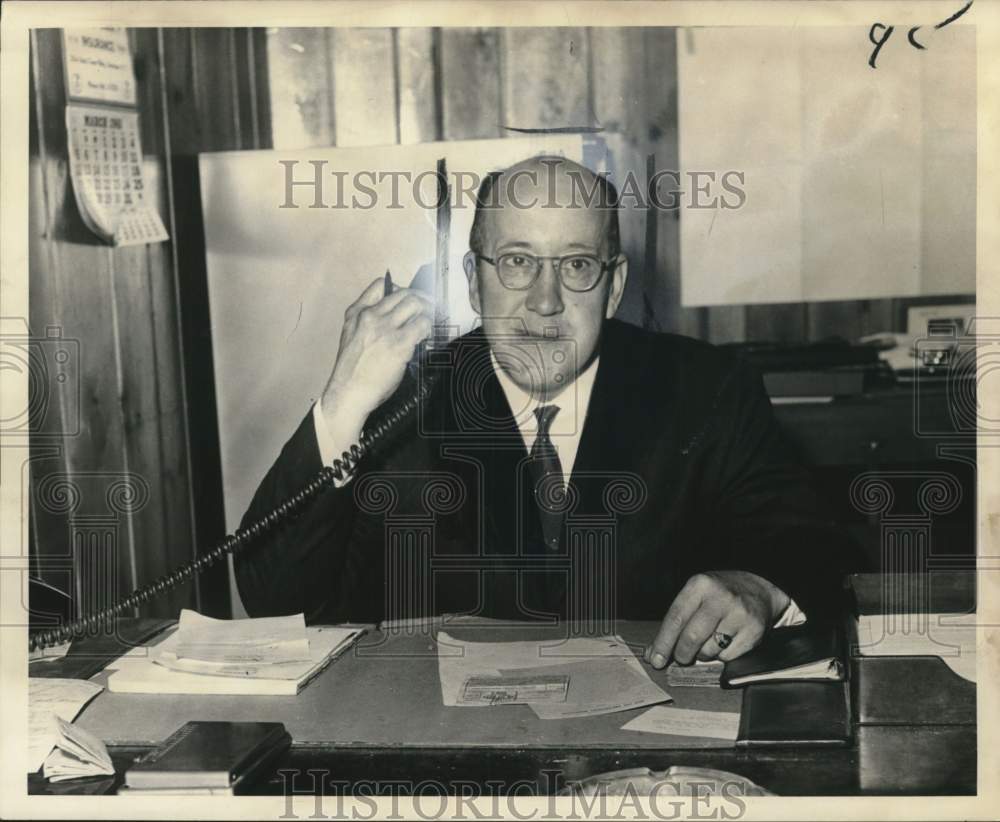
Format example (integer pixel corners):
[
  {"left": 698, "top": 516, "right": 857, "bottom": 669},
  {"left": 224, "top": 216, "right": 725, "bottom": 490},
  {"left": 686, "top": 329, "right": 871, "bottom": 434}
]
[
  {"left": 462, "top": 155, "right": 628, "bottom": 400},
  {"left": 469, "top": 156, "right": 621, "bottom": 260}
]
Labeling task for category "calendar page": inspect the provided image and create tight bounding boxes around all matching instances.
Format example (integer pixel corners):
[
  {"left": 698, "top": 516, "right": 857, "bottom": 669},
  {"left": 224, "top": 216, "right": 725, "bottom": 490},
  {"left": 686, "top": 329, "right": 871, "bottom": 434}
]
[{"left": 65, "top": 103, "right": 169, "bottom": 246}]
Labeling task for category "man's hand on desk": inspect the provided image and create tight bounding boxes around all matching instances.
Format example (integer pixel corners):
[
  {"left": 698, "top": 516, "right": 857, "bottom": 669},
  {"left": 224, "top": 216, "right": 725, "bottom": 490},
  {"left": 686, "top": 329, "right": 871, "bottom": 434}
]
[{"left": 644, "top": 571, "right": 791, "bottom": 669}]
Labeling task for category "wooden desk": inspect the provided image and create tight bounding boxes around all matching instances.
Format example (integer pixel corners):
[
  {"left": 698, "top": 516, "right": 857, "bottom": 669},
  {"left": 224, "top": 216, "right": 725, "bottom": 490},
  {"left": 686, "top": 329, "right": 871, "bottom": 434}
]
[
  {"left": 772, "top": 383, "right": 976, "bottom": 570},
  {"left": 28, "top": 608, "right": 975, "bottom": 796}
]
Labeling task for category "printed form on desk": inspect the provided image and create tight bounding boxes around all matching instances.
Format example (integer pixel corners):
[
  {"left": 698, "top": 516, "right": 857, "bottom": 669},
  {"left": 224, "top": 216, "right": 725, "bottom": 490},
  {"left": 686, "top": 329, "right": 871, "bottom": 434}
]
[{"left": 436, "top": 632, "right": 671, "bottom": 719}]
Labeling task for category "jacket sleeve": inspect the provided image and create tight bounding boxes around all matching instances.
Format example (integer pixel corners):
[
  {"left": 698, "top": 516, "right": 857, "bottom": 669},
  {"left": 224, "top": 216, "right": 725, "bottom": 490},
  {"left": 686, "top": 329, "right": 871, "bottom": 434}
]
[
  {"left": 233, "top": 407, "right": 361, "bottom": 621},
  {"left": 704, "top": 361, "right": 865, "bottom": 620}
]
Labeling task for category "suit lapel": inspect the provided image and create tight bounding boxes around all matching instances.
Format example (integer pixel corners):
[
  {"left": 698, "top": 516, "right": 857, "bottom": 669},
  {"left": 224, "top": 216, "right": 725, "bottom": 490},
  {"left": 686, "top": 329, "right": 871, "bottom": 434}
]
[
  {"left": 438, "top": 330, "right": 534, "bottom": 558},
  {"left": 570, "top": 322, "right": 655, "bottom": 502}
]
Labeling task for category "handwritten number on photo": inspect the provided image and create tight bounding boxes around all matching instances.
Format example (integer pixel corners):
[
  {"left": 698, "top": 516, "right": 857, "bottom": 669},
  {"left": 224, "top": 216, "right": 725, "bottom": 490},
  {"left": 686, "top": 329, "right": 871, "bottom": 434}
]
[{"left": 868, "top": 0, "right": 972, "bottom": 68}]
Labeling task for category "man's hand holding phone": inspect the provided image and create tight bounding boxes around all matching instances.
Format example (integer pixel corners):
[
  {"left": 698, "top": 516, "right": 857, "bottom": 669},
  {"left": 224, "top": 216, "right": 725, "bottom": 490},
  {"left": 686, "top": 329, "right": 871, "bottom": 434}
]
[{"left": 320, "top": 275, "right": 434, "bottom": 439}]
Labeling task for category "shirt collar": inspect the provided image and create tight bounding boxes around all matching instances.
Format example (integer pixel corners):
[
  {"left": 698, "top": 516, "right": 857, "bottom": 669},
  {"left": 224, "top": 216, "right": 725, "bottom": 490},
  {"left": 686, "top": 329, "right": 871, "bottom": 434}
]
[{"left": 489, "top": 348, "right": 600, "bottom": 439}]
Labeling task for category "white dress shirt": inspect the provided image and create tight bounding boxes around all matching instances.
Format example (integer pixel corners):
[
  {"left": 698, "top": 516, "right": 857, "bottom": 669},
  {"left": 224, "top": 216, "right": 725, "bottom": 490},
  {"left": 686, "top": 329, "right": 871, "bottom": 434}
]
[
  {"left": 312, "top": 352, "right": 805, "bottom": 628},
  {"left": 489, "top": 350, "right": 599, "bottom": 484}
]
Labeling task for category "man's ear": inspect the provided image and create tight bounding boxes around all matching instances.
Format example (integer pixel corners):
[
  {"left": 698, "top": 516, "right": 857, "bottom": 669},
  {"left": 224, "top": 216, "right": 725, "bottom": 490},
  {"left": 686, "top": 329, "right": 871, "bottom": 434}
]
[
  {"left": 463, "top": 251, "right": 482, "bottom": 315},
  {"left": 605, "top": 254, "right": 628, "bottom": 319}
]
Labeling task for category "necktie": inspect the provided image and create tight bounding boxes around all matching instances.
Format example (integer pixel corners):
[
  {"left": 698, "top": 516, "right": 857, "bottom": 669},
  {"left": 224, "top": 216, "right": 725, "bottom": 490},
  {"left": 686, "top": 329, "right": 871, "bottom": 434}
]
[{"left": 529, "top": 404, "right": 564, "bottom": 550}]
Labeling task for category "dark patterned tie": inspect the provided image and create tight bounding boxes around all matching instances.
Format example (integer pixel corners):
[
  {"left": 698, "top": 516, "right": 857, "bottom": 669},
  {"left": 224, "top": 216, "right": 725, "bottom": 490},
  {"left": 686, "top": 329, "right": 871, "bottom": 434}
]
[{"left": 529, "top": 404, "right": 564, "bottom": 551}]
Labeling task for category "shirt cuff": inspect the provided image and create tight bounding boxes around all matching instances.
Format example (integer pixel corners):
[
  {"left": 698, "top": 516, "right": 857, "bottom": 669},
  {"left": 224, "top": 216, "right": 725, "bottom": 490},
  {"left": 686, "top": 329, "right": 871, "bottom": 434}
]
[
  {"left": 774, "top": 598, "right": 807, "bottom": 628},
  {"left": 312, "top": 399, "right": 363, "bottom": 486}
]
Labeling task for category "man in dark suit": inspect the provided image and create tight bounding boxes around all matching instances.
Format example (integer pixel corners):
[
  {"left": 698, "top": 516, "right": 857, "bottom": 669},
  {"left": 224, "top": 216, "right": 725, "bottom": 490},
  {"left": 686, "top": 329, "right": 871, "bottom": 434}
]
[{"left": 236, "top": 156, "right": 854, "bottom": 667}]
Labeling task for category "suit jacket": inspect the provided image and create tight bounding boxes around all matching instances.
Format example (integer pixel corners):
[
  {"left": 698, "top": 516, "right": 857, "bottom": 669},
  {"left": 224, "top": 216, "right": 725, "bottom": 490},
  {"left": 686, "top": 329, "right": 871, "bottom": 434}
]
[{"left": 235, "top": 319, "right": 859, "bottom": 625}]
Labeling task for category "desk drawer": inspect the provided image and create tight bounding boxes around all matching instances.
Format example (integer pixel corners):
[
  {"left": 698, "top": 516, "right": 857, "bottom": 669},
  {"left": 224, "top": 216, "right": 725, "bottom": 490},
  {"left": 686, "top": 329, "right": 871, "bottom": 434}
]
[
  {"left": 858, "top": 725, "right": 975, "bottom": 794},
  {"left": 851, "top": 655, "right": 975, "bottom": 726}
]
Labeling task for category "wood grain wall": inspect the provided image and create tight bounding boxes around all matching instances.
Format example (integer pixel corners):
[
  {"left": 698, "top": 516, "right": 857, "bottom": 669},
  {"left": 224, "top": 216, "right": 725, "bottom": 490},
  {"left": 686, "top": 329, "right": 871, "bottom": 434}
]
[
  {"left": 263, "top": 27, "right": 968, "bottom": 343},
  {"left": 28, "top": 26, "right": 971, "bottom": 621},
  {"left": 28, "top": 29, "right": 269, "bottom": 620}
]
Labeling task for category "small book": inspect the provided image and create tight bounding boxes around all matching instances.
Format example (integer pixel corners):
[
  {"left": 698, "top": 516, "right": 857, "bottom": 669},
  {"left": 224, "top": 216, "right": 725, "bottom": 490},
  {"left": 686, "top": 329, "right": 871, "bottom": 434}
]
[
  {"left": 721, "top": 623, "right": 844, "bottom": 688},
  {"left": 124, "top": 721, "right": 290, "bottom": 790}
]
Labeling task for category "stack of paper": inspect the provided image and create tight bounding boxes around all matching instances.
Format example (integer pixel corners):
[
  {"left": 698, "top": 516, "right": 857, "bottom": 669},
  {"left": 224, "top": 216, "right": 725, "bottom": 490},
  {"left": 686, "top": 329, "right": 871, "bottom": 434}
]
[
  {"left": 28, "top": 678, "right": 105, "bottom": 774},
  {"left": 173, "top": 610, "right": 311, "bottom": 664},
  {"left": 437, "top": 632, "right": 671, "bottom": 720},
  {"left": 666, "top": 660, "right": 724, "bottom": 687},
  {"left": 106, "top": 625, "right": 362, "bottom": 695},
  {"left": 42, "top": 715, "right": 114, "bottom": 781}
]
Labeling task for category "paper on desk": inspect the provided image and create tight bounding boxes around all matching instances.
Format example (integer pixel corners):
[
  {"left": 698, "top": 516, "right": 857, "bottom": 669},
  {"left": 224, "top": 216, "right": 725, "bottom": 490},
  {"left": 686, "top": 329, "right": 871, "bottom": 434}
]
[
  {"left": 175, "top": 609, "right": 310, "bottom": 663},
  {"left": 621, "top": 706, "right": 741, "bottom": 741},
  {"left": 666, "top": 659, "right": 724, "bottom": 687},
  {"left": 29, "top": 639, "right": 73, "bottom": 663},
  {"left": 856, "top": 612, "right": 977, "bottom": 682},
  {"left": 152, "top": 623, "right": 356, "bottom": 680},
  {"left": 437, "top": 632, "right": 670, "bottom": 717},
  {"left": 500, "top": 659, "right": 672, "bottom": 720},
  {"left": 107, "top": 625, "right": 359, "bottom": 695},
  {"left": 28, "top": 678, "right": 104, "bottom": 772},
  {"left": 42, "top": 715, "right": 114, "bottom": 782}
]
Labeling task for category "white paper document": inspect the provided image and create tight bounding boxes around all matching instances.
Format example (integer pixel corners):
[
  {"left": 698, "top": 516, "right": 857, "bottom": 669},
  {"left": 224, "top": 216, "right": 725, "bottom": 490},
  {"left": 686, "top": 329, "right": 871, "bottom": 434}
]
[
  {"left": 28, "top": 678, "right": 104, "bottom": 772},
  {"left": 856, "top": 612, "right": 977, "bottom": 682},
  {"left": 621, "top": 706, "right": 741, "bottom": 741},
  {"left": 29, "top": 640, "right": 73, "bottom": 663},
  {"left": 106, "top": 624, "right": 360, "bottom": 695},
  {"left": 42, "top": 715, "right": 115, "bottom": 782},
  {"left": 175, "top": 609, "right": 310, "bottom": 664},
  {"left": 437, "top": 632, "right": 671, "bottom": 719}
]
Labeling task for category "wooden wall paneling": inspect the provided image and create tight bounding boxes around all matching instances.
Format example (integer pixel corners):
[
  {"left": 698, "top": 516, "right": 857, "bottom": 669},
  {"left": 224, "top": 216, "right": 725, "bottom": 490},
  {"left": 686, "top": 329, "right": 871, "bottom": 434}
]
[
  {"left": 590, "top": 27, "right": 649, "bottom": 329},
  {"left": 500, "top": 28, "right": 591, "bottom": 130},
  {"left": 138, "top": 32, "right": 203, "bottom": 610},
  {"left": 706, "top": 306, "right": 747, "bottom": 344},
  {"left": 132, "top": 27, "right": 197, "bottom": 614},
  {"left": 439, "top": 29, "right": 502, "bottom": 140},
  {"left": 330, "top": 28, "right": 397, "bottom": 147},
  {"left": 29, "top": 30, "right": 141, "bottom": 618},
  {"left": 194, "top": 28, "right": 246, "bottom": 150},
  {"left": 745, "top": 302, "right": 808, "bottom": 344},
  {"left": 808, "top": 300, "right": 864, "bottom": 342},
  {"left": 643, "top": 27, "right": 702, "bottom": 339},
  {"left": 233, "top": 28, "right": 274, "bottom": 151},
  {"left": 102, "top": 28, "right": 196, "bottom": 617},
  {"left": 110, "top": 240, "right": 192, "bottom": 617},
  {"left": 396, "top": 28, "right": 439, "bottom": 145},
  {"left": 265, "top": 27, "right": 335, "bottom": 149},
  {"left": 28, "top": 43, "right": 73, "bottom": 601},
  {"left": 161, "top": 27, "right": 256, "bottom": 616}
]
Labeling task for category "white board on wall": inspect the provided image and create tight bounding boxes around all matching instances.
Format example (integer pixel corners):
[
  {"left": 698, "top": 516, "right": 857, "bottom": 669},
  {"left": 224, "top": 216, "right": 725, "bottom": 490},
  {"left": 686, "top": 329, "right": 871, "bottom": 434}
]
[
  {"left": 200, "top": 135, "right": 587, "bottom": 537},
  {"left": 677, "top": 26, "right": 975, "bottom": 306}
]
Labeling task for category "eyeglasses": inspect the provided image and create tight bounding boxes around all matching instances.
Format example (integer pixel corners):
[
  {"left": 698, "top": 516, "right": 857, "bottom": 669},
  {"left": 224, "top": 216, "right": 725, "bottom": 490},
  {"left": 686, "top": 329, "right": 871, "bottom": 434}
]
[{"left": 476, "top": 252, "right": 613, "bottom": 293}]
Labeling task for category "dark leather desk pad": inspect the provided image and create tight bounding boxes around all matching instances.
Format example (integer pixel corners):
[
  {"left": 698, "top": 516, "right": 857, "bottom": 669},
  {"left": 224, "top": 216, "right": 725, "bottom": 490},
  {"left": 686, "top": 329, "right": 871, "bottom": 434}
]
[{"left": 76, "top": 621, "right": 742, "bottom": 749}]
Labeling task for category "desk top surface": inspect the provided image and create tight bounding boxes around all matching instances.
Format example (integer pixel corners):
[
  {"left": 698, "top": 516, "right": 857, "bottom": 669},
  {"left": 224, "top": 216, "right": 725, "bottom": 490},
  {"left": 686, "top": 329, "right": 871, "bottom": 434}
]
[{"left": 76, "top": 621, "right": 742, "bottom": 750}]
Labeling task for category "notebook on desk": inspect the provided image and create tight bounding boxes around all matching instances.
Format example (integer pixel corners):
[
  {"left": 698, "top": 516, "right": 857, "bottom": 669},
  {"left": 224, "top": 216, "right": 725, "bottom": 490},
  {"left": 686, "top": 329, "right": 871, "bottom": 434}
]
[
  {"left": 721, "top": 623, "right": 844, "bottom": 688},
  {"left": 105, "top": 625, "right": 363, "bottom": 695}
]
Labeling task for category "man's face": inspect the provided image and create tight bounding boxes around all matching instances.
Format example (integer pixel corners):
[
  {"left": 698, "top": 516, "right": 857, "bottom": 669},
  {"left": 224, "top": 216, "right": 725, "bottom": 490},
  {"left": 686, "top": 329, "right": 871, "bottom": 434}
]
[{"left": 463, "top": 166, "right": 627, "bottom": 400}]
